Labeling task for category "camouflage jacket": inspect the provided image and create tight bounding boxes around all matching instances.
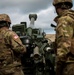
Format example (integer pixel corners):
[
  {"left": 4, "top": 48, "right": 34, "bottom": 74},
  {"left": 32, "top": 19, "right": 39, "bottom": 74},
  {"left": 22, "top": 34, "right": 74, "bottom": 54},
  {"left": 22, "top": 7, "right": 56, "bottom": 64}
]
[
  {"left": 54, "top": 10, "right": 74, "bottom": 59},
  {"left": 0, "top": 27, "right": 26, "bottom": 64}
]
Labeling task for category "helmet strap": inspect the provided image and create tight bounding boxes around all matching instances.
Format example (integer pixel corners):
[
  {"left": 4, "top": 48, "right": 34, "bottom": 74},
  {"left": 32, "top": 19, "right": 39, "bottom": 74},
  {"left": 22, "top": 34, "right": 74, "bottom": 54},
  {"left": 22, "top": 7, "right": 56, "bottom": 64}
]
[{"left": 6, "top": 22, "right": 10, "bottom": 28}]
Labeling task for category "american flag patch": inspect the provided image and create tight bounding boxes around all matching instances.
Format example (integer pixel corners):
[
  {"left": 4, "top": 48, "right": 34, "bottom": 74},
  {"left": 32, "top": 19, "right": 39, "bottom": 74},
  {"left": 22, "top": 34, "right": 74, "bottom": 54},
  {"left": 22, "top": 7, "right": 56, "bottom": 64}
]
[{"left": 14, "top": 35, "right": 18, "bottom": 39}]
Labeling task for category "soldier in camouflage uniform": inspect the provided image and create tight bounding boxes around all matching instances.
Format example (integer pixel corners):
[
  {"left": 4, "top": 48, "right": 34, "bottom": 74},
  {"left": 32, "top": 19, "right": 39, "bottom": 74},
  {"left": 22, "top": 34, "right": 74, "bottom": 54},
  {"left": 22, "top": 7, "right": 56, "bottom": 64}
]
[
  {"left": 0, "top": 14, "right": 26, "bottom": 75},
  {"left": 53, "top": 0, "right": 74, "bottom": 75}
]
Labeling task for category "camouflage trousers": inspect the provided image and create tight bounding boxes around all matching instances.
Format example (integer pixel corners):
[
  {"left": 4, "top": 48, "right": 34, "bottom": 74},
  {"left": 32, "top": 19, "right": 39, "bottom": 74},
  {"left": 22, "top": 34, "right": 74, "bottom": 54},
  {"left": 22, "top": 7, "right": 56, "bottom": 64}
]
[
  {"left": 63, "top": 63, "right": 74, "bottom": 75},
  {"left": 0, "top": 62, "right": 24, "bottom": 75},
  {"left": 56, "top": 61, "right": 65, "bottom": 75},
  {"left": 56, "top": 62, "right": 74, "bottom": 75}
]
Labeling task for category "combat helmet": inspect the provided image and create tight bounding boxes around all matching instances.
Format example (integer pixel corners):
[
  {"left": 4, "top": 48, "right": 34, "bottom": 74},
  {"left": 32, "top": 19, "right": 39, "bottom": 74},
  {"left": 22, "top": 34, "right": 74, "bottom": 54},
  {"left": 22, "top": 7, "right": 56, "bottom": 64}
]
[
  {"left": 0, "top": 14, "right": 11, "bottom": 24},
  {"left": 53, "top": 0, "right": 73, "bottom": 9}
]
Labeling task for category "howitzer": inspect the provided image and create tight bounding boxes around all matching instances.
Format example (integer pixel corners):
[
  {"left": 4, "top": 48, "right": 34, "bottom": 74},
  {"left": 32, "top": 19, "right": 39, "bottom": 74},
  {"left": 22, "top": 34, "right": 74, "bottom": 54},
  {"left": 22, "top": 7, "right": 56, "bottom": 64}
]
[{"left": 12, "top": 14, "right": 55, "bottom": 75}]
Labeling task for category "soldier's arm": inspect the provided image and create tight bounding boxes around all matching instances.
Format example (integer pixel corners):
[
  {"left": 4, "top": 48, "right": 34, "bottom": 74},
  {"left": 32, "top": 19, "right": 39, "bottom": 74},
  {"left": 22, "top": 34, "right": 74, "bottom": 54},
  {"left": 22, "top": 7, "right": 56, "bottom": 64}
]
[
  {"left": 56, "top": 16, "right": 73, "bottom": 57},
  {"left": 9, "top": 31, "right": 26, "bottom": 54}
]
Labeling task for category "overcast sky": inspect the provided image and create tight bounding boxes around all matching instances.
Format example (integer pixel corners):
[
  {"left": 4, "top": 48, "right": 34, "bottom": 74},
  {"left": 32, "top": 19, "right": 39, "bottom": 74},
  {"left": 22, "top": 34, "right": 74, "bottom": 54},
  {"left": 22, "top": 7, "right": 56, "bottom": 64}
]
[{"left": 0, "top": 0, "right": 74, "bottom": 34}]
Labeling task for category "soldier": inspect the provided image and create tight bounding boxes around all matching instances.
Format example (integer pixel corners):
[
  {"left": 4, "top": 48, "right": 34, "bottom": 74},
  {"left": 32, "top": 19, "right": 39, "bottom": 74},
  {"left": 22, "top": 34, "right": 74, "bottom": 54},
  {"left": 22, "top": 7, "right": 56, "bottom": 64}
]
[
  {"left": 0, "top": 14, "right": 26, "bottom": 75},
  {"left": 53, "top": 0, "right": 74, "bottom": 75}
]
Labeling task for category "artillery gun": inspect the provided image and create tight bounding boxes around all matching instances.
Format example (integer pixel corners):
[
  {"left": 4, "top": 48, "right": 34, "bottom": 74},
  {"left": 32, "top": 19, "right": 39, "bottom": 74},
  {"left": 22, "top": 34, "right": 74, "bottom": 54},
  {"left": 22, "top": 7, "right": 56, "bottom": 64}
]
[{"left": 12, "top": 14, "right": 55, "bottom": 75}]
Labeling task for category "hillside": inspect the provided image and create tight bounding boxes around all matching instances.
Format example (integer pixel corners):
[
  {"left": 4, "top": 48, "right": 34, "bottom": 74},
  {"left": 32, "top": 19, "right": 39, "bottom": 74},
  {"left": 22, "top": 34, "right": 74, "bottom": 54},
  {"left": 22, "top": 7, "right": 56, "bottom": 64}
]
[{"left": 45, "top": 34, "right": 55, "bottom": 42}]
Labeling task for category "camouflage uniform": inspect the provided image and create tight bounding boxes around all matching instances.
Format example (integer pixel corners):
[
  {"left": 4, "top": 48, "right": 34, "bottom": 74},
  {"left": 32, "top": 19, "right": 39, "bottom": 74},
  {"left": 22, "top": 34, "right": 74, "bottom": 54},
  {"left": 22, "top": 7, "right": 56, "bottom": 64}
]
[
  {"left": 55, "top": 9, "right": 74, "bottom": 75},
  {"left": 53, "top": 0, "right": 74, "bottom": 75},
  {"left": 0, "top": 14, "right": 26, "bottom": 75}
]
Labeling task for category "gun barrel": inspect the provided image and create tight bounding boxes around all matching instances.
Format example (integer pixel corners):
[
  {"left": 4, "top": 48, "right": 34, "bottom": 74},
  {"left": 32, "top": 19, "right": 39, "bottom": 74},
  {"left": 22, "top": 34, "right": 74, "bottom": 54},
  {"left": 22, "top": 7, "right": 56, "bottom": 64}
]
[
  {"left": 33, "top": 46, "right": 40, "bottom": 60},
  {"left": 29, "top": 14, "right": 37, "bottom": 28},
  {"left": 30, "top": 17, "right": 35, "bottom": 25}
]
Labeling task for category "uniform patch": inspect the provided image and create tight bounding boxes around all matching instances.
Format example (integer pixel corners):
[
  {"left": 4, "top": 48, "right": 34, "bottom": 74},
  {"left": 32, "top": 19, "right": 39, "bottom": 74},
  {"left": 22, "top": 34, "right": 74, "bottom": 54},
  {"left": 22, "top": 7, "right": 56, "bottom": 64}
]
[{"left": 14, "top": 35, "right": 18, "bottom": 39}]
